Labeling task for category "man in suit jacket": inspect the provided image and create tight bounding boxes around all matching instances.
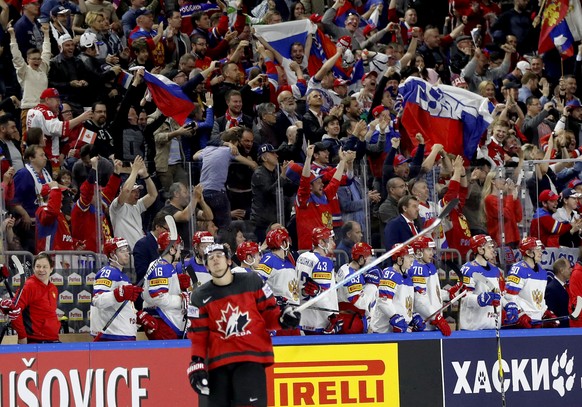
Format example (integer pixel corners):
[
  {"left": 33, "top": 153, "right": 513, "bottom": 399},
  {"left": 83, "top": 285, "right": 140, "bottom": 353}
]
[
  {"left": 211, "top": 90, "right": 253, "bottom": 139},
  {"left": 302, "top": 90, "right": 326, "bottom": 144},
  {"left": 545, "top": 258, "right": 572, "bottom": 327},
  {"left": 274, "top": 90, "right": 302, "bottom": 145},
  {"left": 133, "top": 213, "right": 169, "bottom": 286},
  {"left": 384, "top": 195, "right": 421, "bottom": 251}
]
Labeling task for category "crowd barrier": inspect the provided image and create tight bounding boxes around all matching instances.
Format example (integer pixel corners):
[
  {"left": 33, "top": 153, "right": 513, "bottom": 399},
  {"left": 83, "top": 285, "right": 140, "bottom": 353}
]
[{"left": 1, "top": 329, "right": 581, "bottom": 406}]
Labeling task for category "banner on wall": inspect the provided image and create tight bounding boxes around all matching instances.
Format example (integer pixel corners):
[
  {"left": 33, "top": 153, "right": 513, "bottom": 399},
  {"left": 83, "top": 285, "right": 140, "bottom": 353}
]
[{"left": 443, "top": 335, "right": 582, "bottom": 406}]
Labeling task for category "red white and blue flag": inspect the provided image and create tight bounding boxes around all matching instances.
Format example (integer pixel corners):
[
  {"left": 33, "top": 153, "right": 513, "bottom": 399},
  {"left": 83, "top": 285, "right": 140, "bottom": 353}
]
[
  {"left": 134, "top": 69, "right": 193, "bottom": 125},
  {"left": 254, "top": 20, "right": 312, "bottom": 61},
  {"left": 399, "top": 77, "right": 494, "bottom": 158},
  {"left": 309, "top": 28, "right": 352, "bottom": 79},
  {"left": 539, "top": 0, "right": 582, "bottom": 59}
]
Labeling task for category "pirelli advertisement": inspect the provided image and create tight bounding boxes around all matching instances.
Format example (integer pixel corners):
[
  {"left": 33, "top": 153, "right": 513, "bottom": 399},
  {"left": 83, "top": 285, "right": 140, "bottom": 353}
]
[{"left": 1, "top": 331, "right": 580, "bottom": 406}]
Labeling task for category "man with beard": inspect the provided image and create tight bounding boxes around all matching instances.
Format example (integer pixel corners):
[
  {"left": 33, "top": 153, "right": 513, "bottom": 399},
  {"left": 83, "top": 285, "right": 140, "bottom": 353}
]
[
  {"left": 211, "top": 90, "right": 254, "bottom": 138},
  {"left": 274, "top": 90, "right": 302, "bottom": 144}
]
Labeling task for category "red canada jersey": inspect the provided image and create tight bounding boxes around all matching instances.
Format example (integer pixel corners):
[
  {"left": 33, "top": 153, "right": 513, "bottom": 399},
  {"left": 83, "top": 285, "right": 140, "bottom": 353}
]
[{"left": 188, "top": 272, "right": 282, "bottom": 370}]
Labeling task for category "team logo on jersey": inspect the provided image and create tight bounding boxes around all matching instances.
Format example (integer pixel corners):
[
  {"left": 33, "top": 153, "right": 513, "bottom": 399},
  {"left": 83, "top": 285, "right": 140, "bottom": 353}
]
[
  {"left": 217, "top": 303, "right": 252, "bottom": 339},
  {"left": 288, "top": 279, "right": 299, "bottom": 303},
  {"left": 532, "top": 289, "right": 544, "bottom": 309},
  {"left": 321, "top": 211, "right": 333, "bottom": 228},
  {"left": 405, "top": 296, "right": 413, "bottom": 318}
]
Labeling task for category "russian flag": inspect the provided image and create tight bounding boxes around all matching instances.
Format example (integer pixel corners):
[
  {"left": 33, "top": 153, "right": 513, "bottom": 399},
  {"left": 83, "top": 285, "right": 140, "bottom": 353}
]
[
  {"left": 116, "top": 70, "right": 133, "bottom": 89},
  {"left": 254, "top": 20, "right": 312, "bottom": 60},
  {"left": 399, "top": 77, "right": 494, "bottom": 159},
  {"left": 539, "top": 0, "right": 582, "bottom": 59},
  {"left": 309, "top": 28, "right": 352, "bottom": 79},
  {"left": 134, "top": 69, "right": 193, "bottom": 125}
]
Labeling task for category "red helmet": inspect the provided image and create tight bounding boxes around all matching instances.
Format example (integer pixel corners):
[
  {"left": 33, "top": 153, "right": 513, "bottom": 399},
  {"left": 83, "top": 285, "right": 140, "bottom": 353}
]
[
  {"left": 391, "top": 244, "right": 414, "bottom": 260},
  {"left": 236, "top": 241, "right": 260, "bottom": 262},
  {"left": 470, "top": 234, "right": 494, "bottom": 253},
  {"left": 192, "top": 231, "right": 214, "bottom": 247},
  {"left": 352, "top": 242, "right": 373, "bottom": 262},
  {"left": 157, "top": 231, "right": 184, "bottom": 252},
  {"left": 104, "top": 237, "right": 129, "bottom": 258},
  {"left": 265, "top": 228, "right": 291, "bottom": 250},
  {"left": 519, "top": 237, "right": 544, "bottom": 256},
  {"left": 410, "top": 236, "right": 435, "bottom": 252},
  {"left": 311, "top": 227, "right": 334, "bottom": 247}
]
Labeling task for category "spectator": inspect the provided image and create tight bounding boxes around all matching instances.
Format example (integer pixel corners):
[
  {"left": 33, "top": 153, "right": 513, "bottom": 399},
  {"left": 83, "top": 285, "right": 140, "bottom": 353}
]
[
  {"left": 194, "top": 128, "right": 257, "bottom": 229},
  {"left": 303, "top": 90, "right": 327, "bottom": 144},
  {"left": 8, "top": 22, "right": 50, "bottom": 131},
  {"left": 109, "top": 156, "right": 158, "bottom": 249},
  {"left": 518, "top": 71, "right": 548, "bottom": 104},
  {"left": 378, "top": 177, "right": 408, "bottom": 224},
  {"left": 0, "top": 115, "right": 24, "bottom": 171},
  {"left": 338, "top": 175, "right": 380, "bottom": 240},
  {"left": 35, "top": 180, "right": 76, "bottom": 254},
  {"left": 553, "top": 188, "right": 582, "bottom": 248},
  {"left": 384, "top": 195, "right": 421, "bottom": 251},
  {"left": 491, "top": 0, "right": 536, "bottom": 55},
  {"left": 133, "top": 212, "right": 168, "bottom": 287},
  {"left": 160, "top": 182, "right": 213, "bottom": 250},
  {"left": 13, "top": 0, "right": 43, "bottom": 57},
  {"left": 322, "top": 2, "right": 363, "bottom": 50},
  {"left": 47, "top": 6, "right": 74, "bottom": 56},
  {"left": 254, "top": 102, "right": 278, "bottom": 146},
  {"left": 127, "top": 9, "right": 165, "bottom": 67},
  {"left": 26, "top": 88, "right": 92, "bottom": 174},
  {"left": 165, "top": 10, "right": 190, "bottom": 66},
  {"left": 335, "top": 220, "right": 363, "bottom": 260},
  {"left": 73, "top": 0, "right": 119, "bottom": 36},
  {"left": 250, "top": 143, "right": 290, "bottom": 242},
  {"left": 530, "top": 189, "right": 581, "bottom": 248},
  {"left": 462, "top": 46, "right": 513, "bottom": 93},
  {"left": 295, "top": 145, "right": 350, "bottom": 250},
  {"left": 545, "top": 258, "right": 572, "bottom": 328},
  {"left": 274, "top": 90, "right": 303, "bottom": 144},
  {"left": 211, "top": 90, "right": 254, "bottom": 138},
  {"left": 521, "top": 97, "right": 555, "bottom": 146},
  {"left": 277, "top": 123, "right": 306, "bottom": 163},
  {"left": 10, "top": 253, "right": 60, "bottom": 344},
  {"left": 71, "top": 156, "right": 122, "bottom": 252}
]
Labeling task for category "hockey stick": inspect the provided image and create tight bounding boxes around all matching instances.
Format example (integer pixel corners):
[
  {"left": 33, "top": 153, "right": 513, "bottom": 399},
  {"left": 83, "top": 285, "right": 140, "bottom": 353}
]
[
  {"left": 95, "top": 216, "right": 179, "bottom": 341},
  {"left": 423, "top": 290, "right": 467, "bottom": 324},
  {"left": 472, "top": 272, "right": 505, "bottom": 407},
  {"left": 0, "top": 256, "right": 27, "bottom": 344},
  {"left": 501, "top": 296, "right": 582, "bottom": 329},
  {"left": 295, "top": 198, "right": 460, "bottom": 314}
]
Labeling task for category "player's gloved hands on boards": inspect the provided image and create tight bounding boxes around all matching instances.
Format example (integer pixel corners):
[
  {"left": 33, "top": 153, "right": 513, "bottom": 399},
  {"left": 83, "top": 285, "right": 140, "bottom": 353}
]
[
  {"left": 187, "top": 357, "right": 209, "bottom": 396},
  {"left": 363, "top": 267, "right": 381, "bottom": 286},
  {"left": 136, "top": 310, "right": 158, "bottom": 334},
  {"left": 409, "top": 312, "right": 426, "bottom": 332},
  {"left": 113, "top": 284, "right": 143, "bottom": 302},
  {"left": 323, "top": 314, "right": 343, "bottom": 334},
  {"left": 389, "top": 314, "right": 408, "bottom": 333},
  {"left": 0, "top": 298, "right": 20, "bottom": 320},
  {"left": 503, "top": 302, "right": 519, "bottom": 324},
  {"left": 279, "top": 305, "right": 301, "bottom": 329},
  {"left": 516, "top": 313, "right": 532, "bottom": 328},
  {"left": 477, "top": 291, "right": 501, "bottom": 307},
  {"left": 542, "top": 309, "right": 560, "bottom": 328},
  {"left": 178, "top": 273, "right": 191, "bottom": 291},
  {"left": 431, "top": 314, "right": 451, "bottom": 336},
  {"left": 302, "top": 276, "right": 321, "bottom": 297}
]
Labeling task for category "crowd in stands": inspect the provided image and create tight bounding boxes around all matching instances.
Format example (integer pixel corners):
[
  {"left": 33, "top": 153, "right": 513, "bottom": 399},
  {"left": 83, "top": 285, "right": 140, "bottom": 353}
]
[{"left": 0, "top": 0, "right": 582, "bottom": 338}]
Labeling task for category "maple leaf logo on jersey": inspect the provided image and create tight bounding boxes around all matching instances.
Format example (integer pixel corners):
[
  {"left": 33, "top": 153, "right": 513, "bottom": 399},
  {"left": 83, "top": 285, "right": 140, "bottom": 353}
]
[{"left": 216, "top": 303, "right": 252, "bottom": 338}]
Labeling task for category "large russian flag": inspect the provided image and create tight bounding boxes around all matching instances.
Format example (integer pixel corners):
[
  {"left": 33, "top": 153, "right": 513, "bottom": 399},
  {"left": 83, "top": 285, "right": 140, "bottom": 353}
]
[
  {"left": 539, "top": 0, "right": 582, "bottom": 59},
  {"left": 309, "top": 28, "right": 352, "bottom": 79},
  {"left": 136, "top": 69, "right": 194, "bottom": 126},
  {"left": 399, "top": 77, "right": 493, "bottom": 159},
  {"left": 254, "top": 20, "right": 312, "bottom": 60}
]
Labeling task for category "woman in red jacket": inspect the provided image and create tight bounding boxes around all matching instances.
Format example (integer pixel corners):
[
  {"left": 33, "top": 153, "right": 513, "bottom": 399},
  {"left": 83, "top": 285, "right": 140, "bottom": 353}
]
[
  {"left": 11, "top": 253, "right": 61, "bottom": 344},
  {"left": 481, "top": 171, "right": 523, "bottom": 248}
]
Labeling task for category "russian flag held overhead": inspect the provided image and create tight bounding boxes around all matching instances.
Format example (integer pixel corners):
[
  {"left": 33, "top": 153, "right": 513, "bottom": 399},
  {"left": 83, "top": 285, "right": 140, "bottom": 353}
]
[
  {"left": 134, "top": 69, "right": 193, "bottom": 125},
  {"left": 399, "top": 77, "right": 494, "bottom": 159},
  {"left": 539, "top": 0, "right": 582, "bottom": 59},
  {"left": 253, "top": 19, "right": 312, "bottom": 60}
]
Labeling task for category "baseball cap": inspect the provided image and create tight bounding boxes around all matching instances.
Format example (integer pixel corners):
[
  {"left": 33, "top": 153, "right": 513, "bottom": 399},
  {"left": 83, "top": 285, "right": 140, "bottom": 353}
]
[
  {"left": 309, "top": 168, "right": 323, "bottom": 183},
  {"left": 333, "top": 78, "right": 349, "bottom": 87},
  {"left": 338, "top": 36, "right": 352, "bottom": 49},
  {"left": 502, "top": 81, "right": 520, "bottom": 90},
  {"left": 362, "top": 71, "right": 378, "bottom": 82},
  {"left": 393, "top": 154, "right": 410, "bottom": 166},
  {"left": 50, "top": 5, "right": 70, "bottom": 16},
  {"left": 258, "top": 143, "right": 276, "bottom": 157},
  {"left": 40, "top": 184, "right": 67, "bottom": 197},
  {"left": 538, "top": 189, "right": 559, "bottom": 202},
  {"left": 135, "top": 8, "right": 152, "bottom": 17},
  {"left": 57, "top": 34, "right": 73, "bottom": 48},
  {"left": 455, "top": 35, "right": 472, "bottom": 45},
  {"left": 566, "top": 99, "right": 582, "bottom": 110},
  {"left": 568, "top": 178, "right": 582, "bottom": 189},
  {"left": 516, "top": 61, "right": 531, "bottom": 75},
  {"left": 371, "top": 105, "right": 387, "bottom": 118},
  {"left": 40, "top": 88, "right": 60, "bottom": 100},
  {"left": 562, "top": 188, "right": 582, "bottom": 199},
  {"left": 80, "top": 32, "right": 97, "bottom": 48},
  {"left": 363, "top": 24, "right": 376, "bottom": 37}
]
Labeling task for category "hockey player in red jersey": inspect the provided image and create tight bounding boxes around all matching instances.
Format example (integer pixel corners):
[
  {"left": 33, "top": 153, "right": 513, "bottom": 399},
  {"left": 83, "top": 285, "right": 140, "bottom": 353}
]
[{"left": 187, "top": 243, "right": 300, "bottom": 406}]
